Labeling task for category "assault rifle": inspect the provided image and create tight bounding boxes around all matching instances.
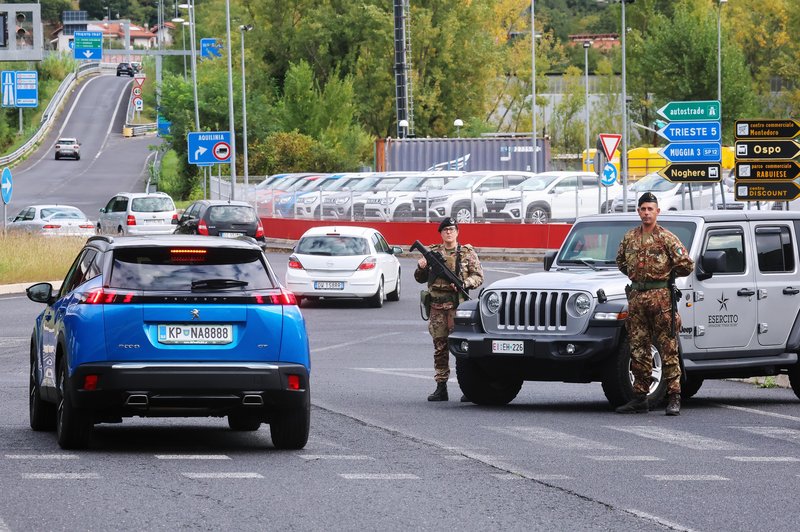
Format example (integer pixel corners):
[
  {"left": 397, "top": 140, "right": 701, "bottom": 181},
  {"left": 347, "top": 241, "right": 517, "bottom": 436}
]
[{"left": 410, "top": 240, "right": 470, "bottom": 301}]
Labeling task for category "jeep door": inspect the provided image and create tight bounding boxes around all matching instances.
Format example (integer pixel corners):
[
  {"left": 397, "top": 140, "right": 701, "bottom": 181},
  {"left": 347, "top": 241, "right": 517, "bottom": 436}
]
[
  {"left": 693, "top": 225, "right": 758, "bottom": 351},
  {"left": 752, "top": 222, "right": 800, "bottom": 346}
]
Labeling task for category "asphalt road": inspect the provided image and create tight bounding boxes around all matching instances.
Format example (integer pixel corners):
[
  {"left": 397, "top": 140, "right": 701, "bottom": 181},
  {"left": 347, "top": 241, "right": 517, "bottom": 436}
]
[
  {"left": 3, "top": 73, "right": 800, "bottom": 531},
  {"left": 2, "top": 256, "right": 800, "bottom": 531}
]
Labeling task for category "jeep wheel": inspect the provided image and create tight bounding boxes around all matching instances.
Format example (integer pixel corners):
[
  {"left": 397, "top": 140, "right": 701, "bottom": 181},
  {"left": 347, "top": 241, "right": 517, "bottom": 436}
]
[
  {"left": 456, "top": 357, "right": 522, "bottom": 406},
  {"left": 788, "top": 363, "right": 800, "bottom": 400},
  {"left": 30, "top": 343, "right": 56, "bottom": 432},
  {"left": 386, "top": 270, "right": 401, "bottom": 301},
  {"left": 56, "top": 360, "right": 93, "bottom": 449},
  {"left": 681, "top": 376, "right": 704, "bottom": 399},
  {"left": 270, "top": 405, "right": 310, "bottom": 449},
  {"left": 526, "top": 204, "right": 550, "bottom": 224},
  {"left": 601, "top": 338, "right": 667, "bottom": 407},
  {"left": 228, "top": 412, "right": 261, "bottom": 431}
]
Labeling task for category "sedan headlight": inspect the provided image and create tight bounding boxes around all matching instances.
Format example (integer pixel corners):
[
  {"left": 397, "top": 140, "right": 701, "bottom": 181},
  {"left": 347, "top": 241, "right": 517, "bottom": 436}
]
[
  {"left": 485, "top": 292, "right": 501, "bottom": 315},
  {"left": 334, "top": 197, "right": 350, "bottom": 205},
  {"left": 300, "top": 196, "right": 317, "bottom": 204},
  {"left": 572, "top": 293, "right": 591, "bottom": 316}
]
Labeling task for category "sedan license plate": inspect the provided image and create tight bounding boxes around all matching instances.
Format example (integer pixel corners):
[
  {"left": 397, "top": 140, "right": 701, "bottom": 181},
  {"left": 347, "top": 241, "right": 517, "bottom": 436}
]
[
  {"left": 492, "top": 340, "right": 524, "bottom": 354},
  {"left": 314, "top": 281, "right": 344, "bottom": 290},
  {"left": 157, "top": 324, "right": 233, "bottom": 345},
  {"left": 220, "top": 232, "right": 244, "bottom": 238},
  {"left": 144, "top": 218, "right": 165, "bottom": 224}
]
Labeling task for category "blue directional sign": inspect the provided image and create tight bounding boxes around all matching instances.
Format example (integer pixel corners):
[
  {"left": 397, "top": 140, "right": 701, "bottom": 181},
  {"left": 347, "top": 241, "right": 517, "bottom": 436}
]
[
  {"left": 73, "top": 31, "right": 103, "bottom": 60},
  {"left": 1, "top": 167, "right": 12, "bottom": 205},
  {"left": 157, "top": 114, "right": 172, "bottom": 138},
  {"left": 200, "top": 38, "right": 223, "bottom": 59},
  {"left": 601, "top": 162, "right": 617, "bottom": 187},
  {"left": 659, "top": 142, "right": 722, "bottom": 163},
  {"left": 187, "top": 131, "right": 232, "bottom": 165},
  {"left": 1, "top": 71, "right": 38, "bottom": 108},
  {"left": 657, "top": 121, "right": 721, "bottom": 143}
]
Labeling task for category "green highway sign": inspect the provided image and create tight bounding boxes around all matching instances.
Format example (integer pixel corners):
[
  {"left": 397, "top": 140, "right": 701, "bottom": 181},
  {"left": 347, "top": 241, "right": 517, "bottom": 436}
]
[
  {"left": 658, "top": 163, "right": 721, "bottom": 183},
  {"left": 735, "top": 161, "right": 800, "bottom": 181},
  {"left": 734, "top": 181, "right": 800, "bottom": 202},
  {"left": 735, "top": 119, "right": 800, "bottom": 140},
  {"left": 735, "top": 140, "right": 800, "bottom": 161},
  {"left": 657, "top": 100, "right": 721, "bottom": 122}
]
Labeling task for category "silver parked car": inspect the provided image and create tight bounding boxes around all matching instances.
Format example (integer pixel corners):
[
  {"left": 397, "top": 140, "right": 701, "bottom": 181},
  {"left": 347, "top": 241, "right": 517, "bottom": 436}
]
[{"left": 7, "top": 205, "right": 95, "bottom": 237}]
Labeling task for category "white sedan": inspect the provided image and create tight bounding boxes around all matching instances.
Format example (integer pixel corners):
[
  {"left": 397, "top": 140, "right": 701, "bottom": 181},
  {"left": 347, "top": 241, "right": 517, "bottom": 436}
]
[
  {"left": 285, "top": 226, "right": 402, "bottom": 307},
  {"left": 7, "top": 205, "right": 95, "bottom": 237}
]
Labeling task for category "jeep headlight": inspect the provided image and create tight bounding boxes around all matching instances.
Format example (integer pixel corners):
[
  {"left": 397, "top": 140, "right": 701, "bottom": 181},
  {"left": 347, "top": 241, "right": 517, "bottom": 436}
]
[
  {"left": 485, "top": 292, "right": 501, "bottom": 315},
  {"left": 572, "top": 293, "right": 591, "bottom": 316}
]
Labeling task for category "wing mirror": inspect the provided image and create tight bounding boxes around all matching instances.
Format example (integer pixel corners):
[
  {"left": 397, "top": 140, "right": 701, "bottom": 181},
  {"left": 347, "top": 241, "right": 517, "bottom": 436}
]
[{"left": 26, "top": 282, "right": 55, "bottom": 305}]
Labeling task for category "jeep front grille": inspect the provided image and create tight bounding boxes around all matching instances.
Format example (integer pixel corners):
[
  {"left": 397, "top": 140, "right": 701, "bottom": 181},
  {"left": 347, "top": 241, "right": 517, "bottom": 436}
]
[{"left": 481, "top": 289, "right": 589, "bottom": 334}]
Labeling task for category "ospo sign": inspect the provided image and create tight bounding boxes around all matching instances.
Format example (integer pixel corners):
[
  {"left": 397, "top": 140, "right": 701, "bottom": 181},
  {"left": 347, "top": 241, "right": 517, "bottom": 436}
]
[{"left": 735, "top": 140, "right": 800, "bottom": 161}]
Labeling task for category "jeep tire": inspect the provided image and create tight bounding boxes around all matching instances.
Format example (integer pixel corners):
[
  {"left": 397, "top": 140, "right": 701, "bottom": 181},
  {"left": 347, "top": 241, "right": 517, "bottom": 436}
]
[
  {"left": 456, "top": 357, "right": 523, "bottom": 406},
  {"left": 601, "top": 338, "right": 667, "bottom": 408}
]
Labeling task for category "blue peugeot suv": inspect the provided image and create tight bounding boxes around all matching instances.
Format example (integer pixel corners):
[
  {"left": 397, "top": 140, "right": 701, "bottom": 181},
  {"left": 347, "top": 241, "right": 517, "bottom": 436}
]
[{"left": 26, "top": 235, "right": 310, "bottom": 450}]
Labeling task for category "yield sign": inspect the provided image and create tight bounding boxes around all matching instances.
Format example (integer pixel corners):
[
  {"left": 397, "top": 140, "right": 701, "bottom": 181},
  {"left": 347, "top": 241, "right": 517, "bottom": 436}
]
[
  {"left": 134, "top": 75, "right": 146, "bottom": 87},
  {"left": 599, "top": 133, "right": 622, "bottom": 160}
]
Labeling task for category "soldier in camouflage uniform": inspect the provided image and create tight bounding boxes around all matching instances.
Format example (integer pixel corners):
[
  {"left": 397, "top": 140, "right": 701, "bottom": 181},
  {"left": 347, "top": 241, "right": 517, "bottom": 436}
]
[
  {"left": 615, "top": 192, "right": 694, "bottom": 416},
  {"left": 414, "top": 217, "right": 484, "bottom": 401}
]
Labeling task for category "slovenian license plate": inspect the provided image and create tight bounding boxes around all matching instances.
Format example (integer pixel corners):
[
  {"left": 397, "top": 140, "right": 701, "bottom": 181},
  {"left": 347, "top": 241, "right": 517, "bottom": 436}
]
[
  {"left": 314, "top": 281, "right": 344, "bottom": 290},
  {"left": 492, "top": 340, "right": 524, "bottom": 354},
  {"left": 157, "top": 324, "right": 233, "bottom": 345},
  {"left": 144, "top": 219, "right": 164, "bottom": 224},
  {"left": 220, "top": 232, "right": 244, "bottom": 238}
]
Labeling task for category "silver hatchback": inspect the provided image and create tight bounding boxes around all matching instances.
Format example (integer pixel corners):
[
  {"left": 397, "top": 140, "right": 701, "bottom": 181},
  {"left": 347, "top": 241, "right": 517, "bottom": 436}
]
[{"left": 97, "top": 192, "right": 178, "bottom": 235}]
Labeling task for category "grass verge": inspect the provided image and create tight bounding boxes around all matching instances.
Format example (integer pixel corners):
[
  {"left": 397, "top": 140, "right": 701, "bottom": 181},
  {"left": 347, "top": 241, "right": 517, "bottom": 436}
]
[{"left": 0, "top": 234, "right": 86, "bottom": 285}]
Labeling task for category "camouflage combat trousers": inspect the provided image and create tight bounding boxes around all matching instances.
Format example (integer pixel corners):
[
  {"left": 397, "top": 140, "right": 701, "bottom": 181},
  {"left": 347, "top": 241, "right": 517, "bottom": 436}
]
[
  {"left": 429, "top": 302, "right": 456, "bottom": 383},
  {"left": 626, "top": 287, "right": 681, "bottom": 395}
]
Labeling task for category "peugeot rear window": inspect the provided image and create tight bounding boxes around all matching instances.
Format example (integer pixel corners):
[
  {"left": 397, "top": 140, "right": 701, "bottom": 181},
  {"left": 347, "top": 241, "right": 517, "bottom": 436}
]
[
  {"left": 109, "top": 247, "right": 275, "bottom": 290},
  {"left": 207, "top": 206, "right": 257, "bottom": 223},
  {"left": 295, "top": 236, "right": 369, "bottom": 256},
  {"left": 131, "top": 197, "right": 175, "bottom": 213}
]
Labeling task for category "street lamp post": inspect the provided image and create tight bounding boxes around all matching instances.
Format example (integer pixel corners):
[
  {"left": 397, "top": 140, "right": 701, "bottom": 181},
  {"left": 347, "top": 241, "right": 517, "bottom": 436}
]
[
  {"left": 453, "top": 118, "right": 463, "bottom": 138},
  {"left": 620, "top": 0, "right": 629, "bottom": 212},
  {"left": 171, "top": 17, "right": 187, "bottom": 80},
  {"left": 398, "top": 119, "right": 409, "bottom": 138},
  {"left": 240, "top": 24, "right": 253, "bottom": 203},
  {"left": 178, "top": 3, "right": 199, "bottom": 131},
  {"left": 224, "top": 0, "right": 238, "bottom": 200},
  {"left": 583, "top": 40, "right": 591, "bottom": 174},
  {"left": 531, "top": 0, "right": 537, "bottom": 173},
  {"left": 717, "top": 0, "right": 727, "bottom": 103}
]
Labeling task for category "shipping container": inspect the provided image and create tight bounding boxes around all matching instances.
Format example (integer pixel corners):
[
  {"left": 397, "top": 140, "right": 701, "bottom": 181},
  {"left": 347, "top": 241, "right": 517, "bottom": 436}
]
[{"left": 375, "top": 137, "right": 551, "bottom": 173}]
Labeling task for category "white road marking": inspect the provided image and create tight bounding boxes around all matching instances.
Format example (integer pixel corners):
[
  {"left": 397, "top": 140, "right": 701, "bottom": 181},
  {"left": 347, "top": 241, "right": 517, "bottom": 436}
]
[
  {"left": 314, "top": 332, "right": 401, "bottom": 353},
  {"left": 339, "top": 473, "right": 419, "bottom": 480},
  {"left": 491, "top": 473, "right": 524, "bottom": 480},
  {"left": 625, "top": 509, "right": 697, "bottom": 532},
  {"left": 299, "top": 455, "right": 374, "bottom": 461},
  {"left": 714, "top": 402, "right": 800, "bottom": 422},
  {"left": 22, "top": 473, "right": 100, "bottom": 479},
  {"left": 354, "top": 367, "right": 458, "bottom": 382},
  {"left": 609, "top": 426, "right": 750, "bottom": 450},
  {"left": 726, "top": 456, "right": 800, "bottom": 462},
  {"left": 527, "top": 474, "right": 572, "bottom": 481},
  {"left": 155, "top": 455, "right": 230, "bottom": 460},
  {"left": 182, "top": 472, "right": 263, "bottom": 479},
  {"left": 587, "top": 455, "right": 663, "bottom": 461},
  {"left": 5, "top": 454, "right": 79, "bottom": 460},
  {"left": 645, "top": 475, "right": 729, "bottom": 481},
  {"left": 737, "top": 426, "right": 800, "bottom": 444},
  {"left": 0, "top": 515, "right": 9, "bottom": 532},
  {"left": 489, "top": 426, "right": 619, "bottom": 450},
  {"left": 445, "top": 455, "right": 469, "bottom": 461}
]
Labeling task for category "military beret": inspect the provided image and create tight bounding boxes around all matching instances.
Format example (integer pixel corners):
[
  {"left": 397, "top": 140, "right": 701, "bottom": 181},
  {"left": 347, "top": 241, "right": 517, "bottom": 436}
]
[
  {"left": 438, "top": 217, "right": 458, "bottom": 232},
  {"left": 638, "top": 192, "right": 658, "bottom": 206}
]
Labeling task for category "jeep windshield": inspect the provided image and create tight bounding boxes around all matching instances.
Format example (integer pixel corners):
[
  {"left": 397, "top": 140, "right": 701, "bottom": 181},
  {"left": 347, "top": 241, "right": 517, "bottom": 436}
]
[{"left": 557, "top": 219, "right": 696, "bottom": 266}]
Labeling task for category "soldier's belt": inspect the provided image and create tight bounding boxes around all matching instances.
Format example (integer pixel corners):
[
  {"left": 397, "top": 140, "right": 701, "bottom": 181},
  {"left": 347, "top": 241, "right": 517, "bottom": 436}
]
[
  {"left": 430, "top": 292, "right": 458, "bottom": 303},
  {"left": 630, "top": 280, "right": 669, "bottom": 291}
]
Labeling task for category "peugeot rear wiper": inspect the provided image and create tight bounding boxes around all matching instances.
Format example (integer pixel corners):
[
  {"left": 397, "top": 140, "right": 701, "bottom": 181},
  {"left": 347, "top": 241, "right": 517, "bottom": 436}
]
[{"left": 191, "top": 278, "right": 249, "bottom": 290}]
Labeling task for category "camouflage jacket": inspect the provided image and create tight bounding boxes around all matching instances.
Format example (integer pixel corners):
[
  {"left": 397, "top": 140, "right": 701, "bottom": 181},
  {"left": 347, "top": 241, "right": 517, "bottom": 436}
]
[
  {"left": 616, "top": 224, "right": 694, "bottom": 282},
  {"left": 414, "top": 243, "right": 484, "bottom": 294}
]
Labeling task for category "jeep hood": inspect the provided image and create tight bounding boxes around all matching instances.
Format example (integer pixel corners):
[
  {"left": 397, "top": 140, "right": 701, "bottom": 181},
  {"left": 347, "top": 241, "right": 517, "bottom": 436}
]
[{"left": 485, "top": 268, "right": 629, "bottom": 297}]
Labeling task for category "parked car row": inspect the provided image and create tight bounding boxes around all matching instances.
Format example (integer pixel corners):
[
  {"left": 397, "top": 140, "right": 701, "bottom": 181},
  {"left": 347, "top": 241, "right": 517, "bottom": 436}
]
[{"left": 257, "top": 170, "right": 623, "bottom": 224}]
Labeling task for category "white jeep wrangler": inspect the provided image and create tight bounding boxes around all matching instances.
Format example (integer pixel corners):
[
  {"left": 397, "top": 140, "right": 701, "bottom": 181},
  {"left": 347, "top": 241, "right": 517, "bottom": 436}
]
[{"left": 450, "top": 211, "right": 800, "bottom": 406}]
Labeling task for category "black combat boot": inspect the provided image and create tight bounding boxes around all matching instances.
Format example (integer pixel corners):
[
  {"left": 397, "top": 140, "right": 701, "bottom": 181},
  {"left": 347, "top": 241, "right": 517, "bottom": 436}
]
[
  {"left": 665, "top": 393, "right": 681, "bottom": 416},
  {"left": 615, "top": 394, "right": 648, "bottom": 414},
  {"left": 427, "top": 382, "right": 448, "bottom": 402}
]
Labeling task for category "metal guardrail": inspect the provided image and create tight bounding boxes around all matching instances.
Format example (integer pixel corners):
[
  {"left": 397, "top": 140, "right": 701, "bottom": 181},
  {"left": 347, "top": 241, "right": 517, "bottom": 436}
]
[{"left": 0, "top": 62, "right": 101, "bottom": 167}]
